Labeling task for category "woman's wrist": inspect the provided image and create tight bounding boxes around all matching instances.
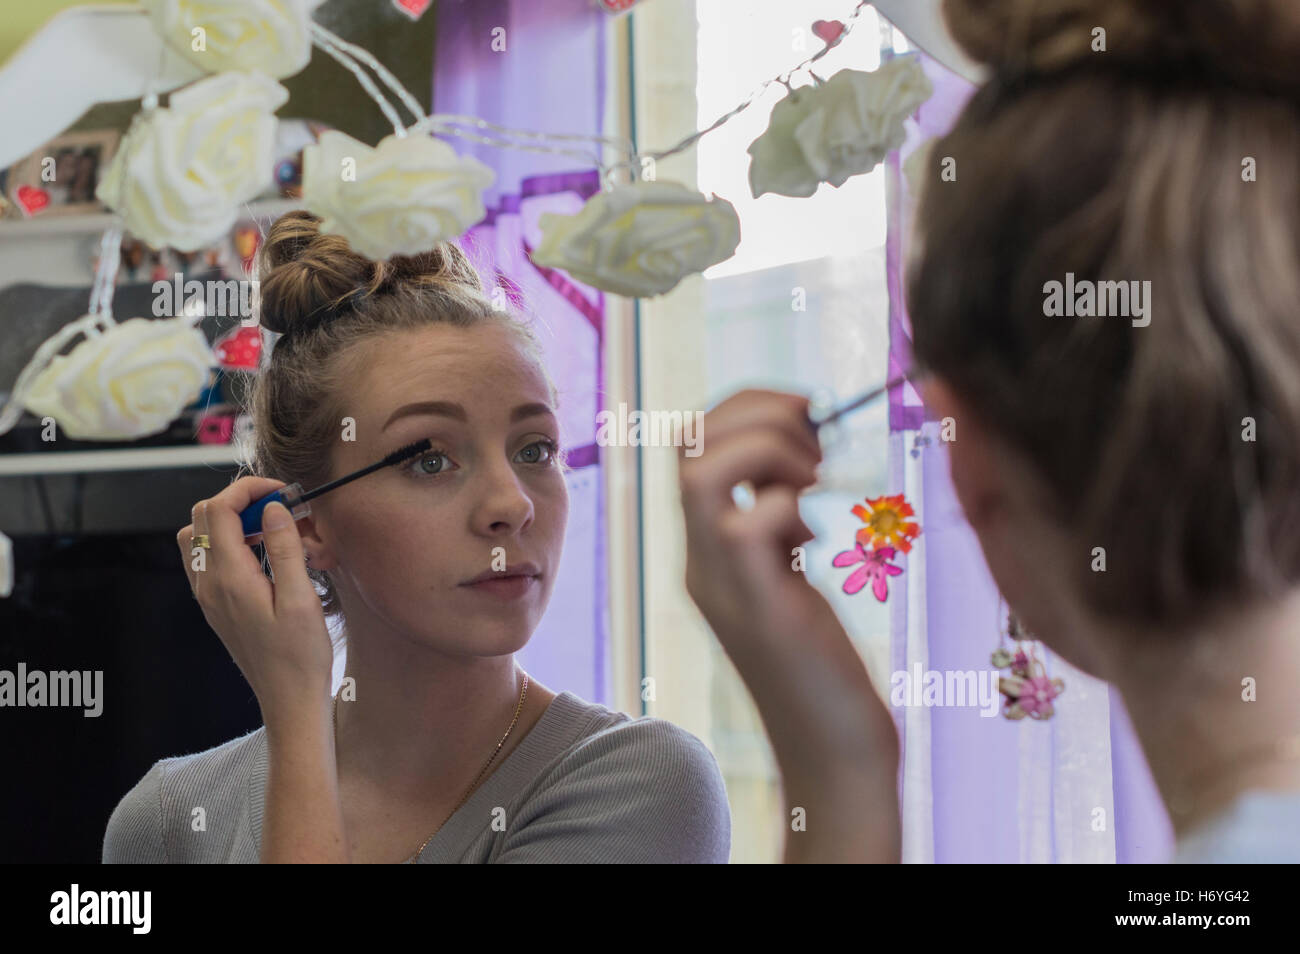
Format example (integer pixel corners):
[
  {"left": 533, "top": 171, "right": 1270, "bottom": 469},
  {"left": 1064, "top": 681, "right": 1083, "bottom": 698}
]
[{"left": 260, "top": 679, "right": 334, "bottom": 742}]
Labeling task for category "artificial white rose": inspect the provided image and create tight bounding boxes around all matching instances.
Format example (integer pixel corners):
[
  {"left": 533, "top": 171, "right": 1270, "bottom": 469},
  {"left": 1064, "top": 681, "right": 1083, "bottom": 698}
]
[
  {"left": 530, "top": 180, "right": 741, "bottom": 298},
  {"left": 302, "top": 130, "right": 496, "bottom": 260},
  {"left": 141, "top": 0, "right": 320, "bottom": 79},
  {"left": 22, "top": 317, "right": 215, "bottom": 440},
  {"left": 96, "top": 71, "right": 289, "bottom": 251},
  {"left": 748, "top": 55, "right": 933, "bottom": 198}
]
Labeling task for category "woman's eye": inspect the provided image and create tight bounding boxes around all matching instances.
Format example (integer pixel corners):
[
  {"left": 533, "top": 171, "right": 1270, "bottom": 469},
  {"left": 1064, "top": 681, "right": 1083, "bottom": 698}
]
[
  {"left": 516, "top": 439, "right": 559, "bottom": 465},
  {"left": 409, "top": 449, "right": 453, "bottom": 477}
]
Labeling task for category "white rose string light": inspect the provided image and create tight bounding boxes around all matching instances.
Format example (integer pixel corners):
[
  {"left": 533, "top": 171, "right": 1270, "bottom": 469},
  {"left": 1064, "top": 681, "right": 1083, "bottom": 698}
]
[
  {"left": 0, "top": 151, "right": 215, "bottom": 440},
  {"left": 747, "top": 55, "right": 933, "bottom": 199},
  {"left": 291, "top": 2, "right": 925, "bottom": 291},
  {"left": 0, "top": 0, "right": 928, "bottom": 440},
  {"left": 529, "top": 181, "right": 741, "bottom": 298},
  {"left": 140, "top": 0, "right": 324, "bottom": 80},
  {"left": 95, "top": 70, "right": 290, "bottom": 252}
]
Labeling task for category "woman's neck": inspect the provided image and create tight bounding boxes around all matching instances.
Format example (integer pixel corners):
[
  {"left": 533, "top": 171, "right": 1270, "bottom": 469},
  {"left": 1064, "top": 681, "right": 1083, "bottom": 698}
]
[
  {"left": 330, "top": 621, "right": 554, "bottom": 800},
  {"left": 1104, "top": 588, "right": 1300, "bottom": 841}
]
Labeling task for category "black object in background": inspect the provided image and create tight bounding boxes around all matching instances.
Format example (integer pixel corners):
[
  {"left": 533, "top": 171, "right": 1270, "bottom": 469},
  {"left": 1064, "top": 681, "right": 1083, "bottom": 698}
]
[{"left": 0, "top": 532, "right": 262, "bottom": 863}]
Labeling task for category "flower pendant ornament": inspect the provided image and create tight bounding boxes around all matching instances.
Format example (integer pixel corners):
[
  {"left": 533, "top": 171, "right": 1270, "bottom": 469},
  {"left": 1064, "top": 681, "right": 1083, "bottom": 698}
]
[
  {"left": 852, "top": 493, "right": 920, "bottom": 553},
  {"left": 747, "top": 55, "right": 933, "bottom": 199},
  {"left": 992, "top": 613, "right": 1065, "bottom": 721},
  {"left": 301, "top": 130, "right": 496, "bottom": 260},
  {"left": 832, "top": 542, "right": 903, "bottom": 601},
  {"left": 833, "top": 492, "right": 921, "bottom": 603},
  {"left": 530, "top": 180, "right": 741, "bottom": 298}
]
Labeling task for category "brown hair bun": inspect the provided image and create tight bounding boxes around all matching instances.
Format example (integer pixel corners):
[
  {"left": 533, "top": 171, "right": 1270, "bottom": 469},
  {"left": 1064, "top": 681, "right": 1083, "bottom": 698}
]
[
  {"left": 941, "top": 0, "right": 1300, "bottom": 96},
  {"left": 256, "top": 209, "right": 485, "bottom": 337}
]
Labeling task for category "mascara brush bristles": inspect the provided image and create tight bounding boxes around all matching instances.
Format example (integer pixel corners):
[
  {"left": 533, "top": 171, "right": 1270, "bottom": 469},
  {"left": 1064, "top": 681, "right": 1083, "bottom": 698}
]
[
  {"left": 298, "top": 438, "right": 433, "bottom": 503},
  {"left": 379, "top": 437, "right": 435, "bottom": 468}
]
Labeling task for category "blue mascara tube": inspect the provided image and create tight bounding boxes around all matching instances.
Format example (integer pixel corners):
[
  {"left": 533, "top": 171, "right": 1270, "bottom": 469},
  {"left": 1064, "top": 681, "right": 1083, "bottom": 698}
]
[{"left": 240, "top": 482, "right": 312, "bottom": 538}]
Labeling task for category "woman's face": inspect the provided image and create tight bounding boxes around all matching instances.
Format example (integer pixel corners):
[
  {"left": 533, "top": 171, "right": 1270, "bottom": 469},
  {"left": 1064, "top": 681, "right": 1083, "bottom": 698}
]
[{"left": 309, "top": 322, "right": 568, "bottom": 656}]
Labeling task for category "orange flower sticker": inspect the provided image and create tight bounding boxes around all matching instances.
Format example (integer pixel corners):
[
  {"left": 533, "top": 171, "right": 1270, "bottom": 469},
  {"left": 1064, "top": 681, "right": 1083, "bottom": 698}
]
[{"left": 851, "top": 493, "right": 921, "bottom": 553}]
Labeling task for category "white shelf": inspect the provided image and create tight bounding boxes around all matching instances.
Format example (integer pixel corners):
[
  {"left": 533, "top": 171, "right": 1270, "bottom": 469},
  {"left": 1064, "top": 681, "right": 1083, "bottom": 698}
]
[
  {"left": 0, "top": 196, "right": 305, "bottom": 240},
  {"left": 0, "top": 443, "right": 244, "bottom": 476}
]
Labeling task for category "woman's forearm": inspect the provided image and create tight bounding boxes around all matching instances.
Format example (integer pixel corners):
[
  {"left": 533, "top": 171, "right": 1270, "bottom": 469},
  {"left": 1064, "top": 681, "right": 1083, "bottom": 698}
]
[
  {"left": 779, "top": 761, "right": 901, "bottom": 863},
  {"left": 260, "top": 688, "right": 350, "bottom": 863},
  {"left": 730, "top": 634, "right": 903, "bottom": 862}
]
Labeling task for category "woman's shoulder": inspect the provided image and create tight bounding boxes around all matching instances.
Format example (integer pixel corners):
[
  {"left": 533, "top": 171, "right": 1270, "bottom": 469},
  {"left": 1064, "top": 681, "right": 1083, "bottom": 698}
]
[
  {"left": 1172, "top": 788, "right": 1300, "bottom": 863},
  {"left": 488, "top": 691, "right": 731, "bottom": 862},
  {"left": 102, "top": 726, "right": 266, "bottom": 863},
  {"left": 552, "top": 692, "right": 725, "bottom": 780}
]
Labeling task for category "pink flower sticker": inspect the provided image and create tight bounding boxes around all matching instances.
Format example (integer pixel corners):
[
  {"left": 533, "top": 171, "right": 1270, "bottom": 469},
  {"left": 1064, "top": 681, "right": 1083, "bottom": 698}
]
[{"left": 832, "top": 542, "right": 904, "bottom": 601}]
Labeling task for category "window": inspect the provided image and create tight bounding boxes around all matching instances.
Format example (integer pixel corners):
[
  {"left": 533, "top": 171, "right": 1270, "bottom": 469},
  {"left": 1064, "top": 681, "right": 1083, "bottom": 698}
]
[{"left": 622, "top": 0, "right": 905, "bottom": 861}]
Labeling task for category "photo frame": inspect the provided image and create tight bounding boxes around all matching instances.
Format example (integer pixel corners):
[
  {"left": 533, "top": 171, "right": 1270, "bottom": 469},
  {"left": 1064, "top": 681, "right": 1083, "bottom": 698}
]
[{"left": 5, "top": 128, "right": 121, "bottom": 218}]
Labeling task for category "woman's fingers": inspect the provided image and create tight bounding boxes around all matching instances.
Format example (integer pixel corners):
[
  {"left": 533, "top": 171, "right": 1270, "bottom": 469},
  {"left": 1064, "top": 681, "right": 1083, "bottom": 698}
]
[
  {"left": 697, "top": 390, "right": 822, "bottom": 462},
  {"left": 680, "top": 427, "right": 820, "bottom": 525},
  {"left": 181, "top": 477, "right": 288, "bottom": 603},
  {"left": 175, "top": 521, "right": 198, "bottom": 595},
  {"left": 739, "top": 483, "right": 817, "bottom": 552},
  {"left": 258, "top": 502, "right": 316, "bottom": 615}
]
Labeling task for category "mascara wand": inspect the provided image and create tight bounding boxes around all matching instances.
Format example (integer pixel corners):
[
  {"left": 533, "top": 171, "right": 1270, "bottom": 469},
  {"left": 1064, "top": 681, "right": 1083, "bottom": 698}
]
[
  {"left": 238, "top": 437, "right": 434, "bottom": 538},
  {"left": 806, "top": 370, "right": 925, "bottom": 433}
]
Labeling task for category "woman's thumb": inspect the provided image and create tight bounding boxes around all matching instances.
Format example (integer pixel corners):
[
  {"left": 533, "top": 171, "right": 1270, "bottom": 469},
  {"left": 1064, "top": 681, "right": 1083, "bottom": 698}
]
[{"left": 261, "top": 502, "right": 312, "bottom": 597}]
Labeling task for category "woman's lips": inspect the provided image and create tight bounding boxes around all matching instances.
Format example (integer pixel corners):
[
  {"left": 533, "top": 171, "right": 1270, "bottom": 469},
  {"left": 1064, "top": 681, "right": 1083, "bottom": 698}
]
[{"left": 460, "top": 574, "right": 539, "bottom": 600}]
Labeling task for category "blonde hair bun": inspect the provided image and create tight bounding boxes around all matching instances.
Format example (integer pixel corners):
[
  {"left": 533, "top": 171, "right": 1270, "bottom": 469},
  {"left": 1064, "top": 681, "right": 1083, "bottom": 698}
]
[{"left": 256, "top": 209, "right": 485, "bottom": 337}]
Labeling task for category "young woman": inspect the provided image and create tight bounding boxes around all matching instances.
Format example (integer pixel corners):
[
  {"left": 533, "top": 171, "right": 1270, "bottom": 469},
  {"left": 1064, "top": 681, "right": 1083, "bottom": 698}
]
[
  {"left": 677, "top": 0, "right": 1300, "bottom": 862},
  {"left": 102, "top": 211, "right": 730, "bottom": 863}
]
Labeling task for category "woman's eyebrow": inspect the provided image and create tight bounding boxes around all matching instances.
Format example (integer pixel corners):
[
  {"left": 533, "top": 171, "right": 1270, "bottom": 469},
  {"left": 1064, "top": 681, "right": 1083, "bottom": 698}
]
[
  {"left": 383, "top": 401, "right": 465, "bottom": 431},
  {"left": 382, "top": 400, "right": 555, "bottom": 431},
  {"left": 510, "top": 402, "right": 557, "bottom": 423}
]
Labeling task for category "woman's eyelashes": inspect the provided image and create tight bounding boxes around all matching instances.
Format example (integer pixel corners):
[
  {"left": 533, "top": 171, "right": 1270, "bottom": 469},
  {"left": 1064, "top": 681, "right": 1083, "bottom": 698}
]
[
  {"left": 517, "top": 438, "right": 561, "bottom": 466},
  {"left": 401, "top": 438, "right": 562, "bottom": 480},
  {"left": 406, "top": 446, "right": 455, "bottom": 478}
]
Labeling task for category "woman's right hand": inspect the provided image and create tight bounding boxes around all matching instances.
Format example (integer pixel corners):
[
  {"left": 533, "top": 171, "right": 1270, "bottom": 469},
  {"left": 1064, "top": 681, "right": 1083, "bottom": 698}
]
[{"left": 176, "top": 476, "right": 334, "bottom": 721}]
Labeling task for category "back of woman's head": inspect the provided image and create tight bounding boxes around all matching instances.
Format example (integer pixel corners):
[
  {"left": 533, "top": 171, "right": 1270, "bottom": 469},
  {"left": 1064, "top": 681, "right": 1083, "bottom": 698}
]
[
  {"left": 241, "top": 210, "right": 554, "bottom": 620},
  {"left": 908, "top": 0, "right": 1300, "bottom": 627}
]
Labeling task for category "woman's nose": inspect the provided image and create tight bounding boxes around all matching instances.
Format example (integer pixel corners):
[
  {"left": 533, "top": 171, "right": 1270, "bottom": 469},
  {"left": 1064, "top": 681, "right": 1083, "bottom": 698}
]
[{"left": 472, "top": 461, "right": 534, "bottom": 533}]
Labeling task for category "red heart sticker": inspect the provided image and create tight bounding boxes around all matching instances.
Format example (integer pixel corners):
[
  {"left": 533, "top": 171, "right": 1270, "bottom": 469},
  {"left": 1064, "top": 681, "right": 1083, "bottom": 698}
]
[
  {"left": 15, "top": 185, "right": 50, "bottom": 217},
  {"left": 213, "top": 324, "right": 262, "bottom": 370},
  {"left": 197, "top": 413, "right": 236, "bottom": 445},
  {"left": 812, "top": 19, "right": 845, "bottom": 45},
  {"left": 392, "top": 0, "right": 432, "bottom": 20}
]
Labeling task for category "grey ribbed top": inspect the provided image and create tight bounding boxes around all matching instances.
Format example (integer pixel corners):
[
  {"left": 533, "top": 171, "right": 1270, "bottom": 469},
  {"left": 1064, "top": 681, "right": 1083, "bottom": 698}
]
[{"left": 102, "top": 690, "right": 731, "bottom": 863}]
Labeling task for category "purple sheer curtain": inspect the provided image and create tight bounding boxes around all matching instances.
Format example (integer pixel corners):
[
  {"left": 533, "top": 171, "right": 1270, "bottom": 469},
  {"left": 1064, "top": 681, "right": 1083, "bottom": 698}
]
[
  {"left": 884, "top": 46, "right": 1172, "bottom": 862},
  {"left": 434, "top": 0, "right": 610, "bottom": 704}
]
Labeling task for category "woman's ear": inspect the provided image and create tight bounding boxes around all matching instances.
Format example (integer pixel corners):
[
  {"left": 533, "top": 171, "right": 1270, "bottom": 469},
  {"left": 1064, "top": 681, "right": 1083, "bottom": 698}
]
[{"left": 295, "top": 515, "right": 339, "bottom": 571}]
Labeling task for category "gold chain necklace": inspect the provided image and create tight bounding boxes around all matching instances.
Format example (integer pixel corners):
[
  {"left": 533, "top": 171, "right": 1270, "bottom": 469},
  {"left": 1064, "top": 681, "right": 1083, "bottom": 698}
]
[{"left": 332, "top": 671, "right": 529, "bottom": 864}]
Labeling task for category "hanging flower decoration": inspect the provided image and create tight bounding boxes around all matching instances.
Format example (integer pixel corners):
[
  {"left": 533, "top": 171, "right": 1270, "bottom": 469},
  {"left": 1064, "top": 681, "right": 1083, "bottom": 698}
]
[
  {"left": 833, "top": 492, "right": 921, "bottom": 601},
  {"left": 301, "top": 130, "right": 495, "bottom": 260},
  {"left": 991, "top": 642, "right": 1065, "bottom": 721},
  {"left": 140, "top": 0, "right": 320, "bottom": 79},
  {"left": 530, "top": 180, "right": 741, "bottom": 297},
  {"left": 21, "top": 317, "right": 215, "bottom": 440},
  {"left": 747, "top": 55, "right": 933, "bottom": 199},
  {"left": 95, "top": 71, "right": 289, "bottom": 252},
  {"left": 852, "top": 492, "right": 921, "bottom": 553},
  {"left": 832, "top": 542, "right": 903, "bottom": 601}
]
